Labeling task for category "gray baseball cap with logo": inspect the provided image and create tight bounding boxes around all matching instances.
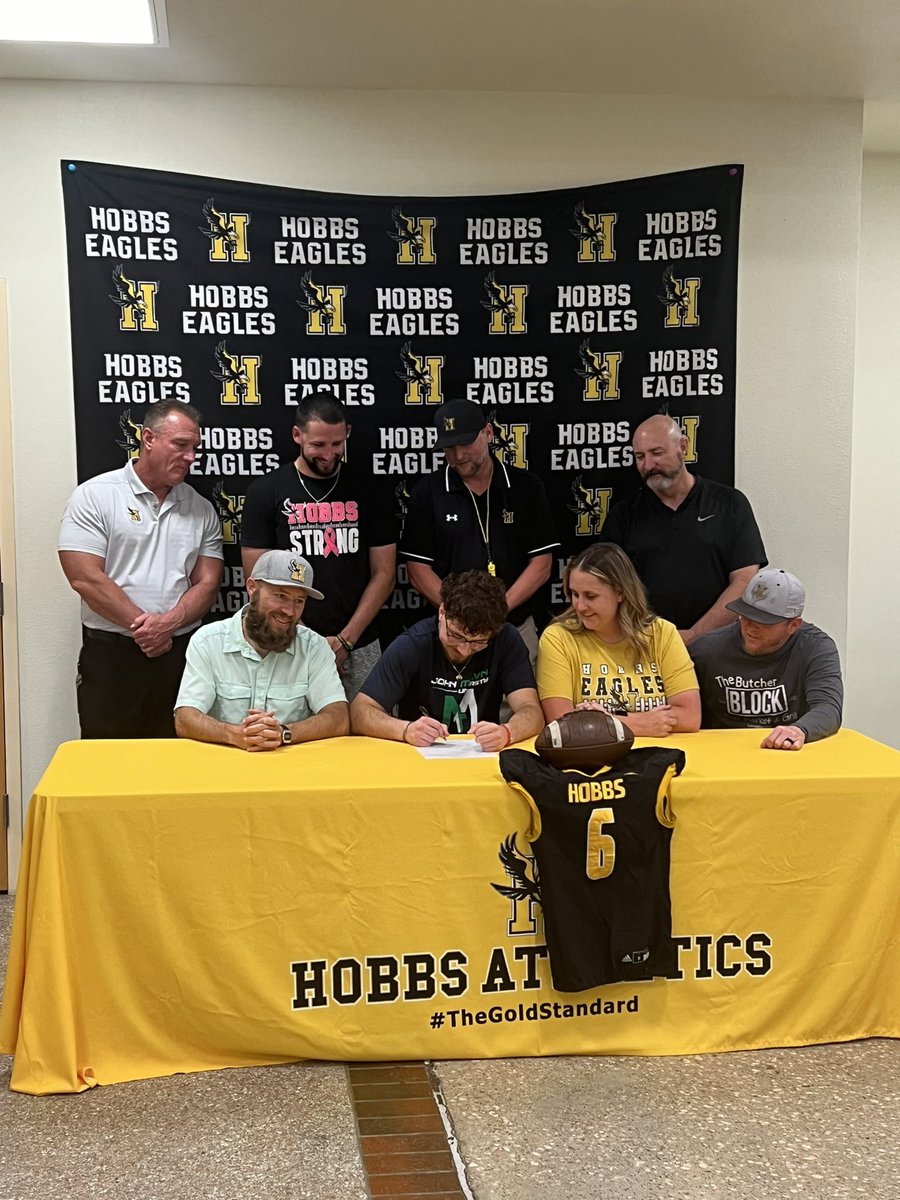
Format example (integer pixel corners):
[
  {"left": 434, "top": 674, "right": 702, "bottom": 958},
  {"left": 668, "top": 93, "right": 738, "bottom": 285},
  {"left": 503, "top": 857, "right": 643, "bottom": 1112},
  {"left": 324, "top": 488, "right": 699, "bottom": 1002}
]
[
  {"left": 726, "top": 568, "right": 805, "bottom": 625},
  {"left": 249, "top": 550, "right": 324, "bottom": 599}
]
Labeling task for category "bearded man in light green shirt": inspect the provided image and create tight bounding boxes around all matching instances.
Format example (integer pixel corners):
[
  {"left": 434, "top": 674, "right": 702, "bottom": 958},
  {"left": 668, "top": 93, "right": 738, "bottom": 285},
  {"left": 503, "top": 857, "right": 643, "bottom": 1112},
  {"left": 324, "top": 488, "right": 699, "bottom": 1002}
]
[{"left": 175, "top": 550, "right": 348, "bottom": 752}]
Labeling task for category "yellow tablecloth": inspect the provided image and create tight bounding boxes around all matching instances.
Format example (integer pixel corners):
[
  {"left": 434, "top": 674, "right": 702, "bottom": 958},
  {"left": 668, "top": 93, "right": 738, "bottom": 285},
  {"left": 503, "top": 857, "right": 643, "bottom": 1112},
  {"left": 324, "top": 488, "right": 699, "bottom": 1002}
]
[{"left": 2, "top": 729, "right": 899, "bottom": 1094}]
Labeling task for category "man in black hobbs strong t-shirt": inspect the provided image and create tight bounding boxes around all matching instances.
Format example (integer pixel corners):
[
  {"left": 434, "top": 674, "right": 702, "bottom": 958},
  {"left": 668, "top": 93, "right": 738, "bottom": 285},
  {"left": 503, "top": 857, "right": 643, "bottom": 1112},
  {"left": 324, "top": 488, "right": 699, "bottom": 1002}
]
[{"left": 241, "top": 390, "right": 397, "bottom": 699}]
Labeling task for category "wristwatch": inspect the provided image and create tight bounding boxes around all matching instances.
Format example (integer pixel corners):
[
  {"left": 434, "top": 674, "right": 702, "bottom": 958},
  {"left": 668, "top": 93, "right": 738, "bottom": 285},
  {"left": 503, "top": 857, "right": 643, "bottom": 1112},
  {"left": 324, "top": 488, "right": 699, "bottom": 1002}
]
[{"left": 280, "top": 724, "right": 292, "bottom": 746}]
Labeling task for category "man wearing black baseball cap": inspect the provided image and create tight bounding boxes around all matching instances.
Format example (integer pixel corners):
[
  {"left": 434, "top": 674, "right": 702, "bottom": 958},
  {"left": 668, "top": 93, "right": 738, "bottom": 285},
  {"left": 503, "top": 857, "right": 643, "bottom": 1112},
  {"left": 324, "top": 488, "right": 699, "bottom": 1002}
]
[
  {"left": 400, "top": 400, "right": 559, "bottom": 660},
  {"left": 690, "top": 568, "right": 843, "bottom": 749}
]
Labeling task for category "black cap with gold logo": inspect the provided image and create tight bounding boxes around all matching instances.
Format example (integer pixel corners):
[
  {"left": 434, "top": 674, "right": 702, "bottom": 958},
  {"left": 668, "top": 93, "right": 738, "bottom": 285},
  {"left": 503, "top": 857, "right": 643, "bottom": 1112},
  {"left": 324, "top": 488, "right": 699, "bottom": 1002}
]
[{"left": 433, "top": 400, "right": 489, "bottom": 449}]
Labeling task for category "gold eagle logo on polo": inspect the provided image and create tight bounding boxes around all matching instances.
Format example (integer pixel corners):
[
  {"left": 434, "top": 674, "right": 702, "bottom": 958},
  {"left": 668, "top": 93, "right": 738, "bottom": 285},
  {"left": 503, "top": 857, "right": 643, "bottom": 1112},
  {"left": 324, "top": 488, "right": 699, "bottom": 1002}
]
[
  {"left": 127, "top": 506, "right": 141, "bottom": 523},
  {"left": 289, "top": 559, "right": 307, "bottom": 584}
]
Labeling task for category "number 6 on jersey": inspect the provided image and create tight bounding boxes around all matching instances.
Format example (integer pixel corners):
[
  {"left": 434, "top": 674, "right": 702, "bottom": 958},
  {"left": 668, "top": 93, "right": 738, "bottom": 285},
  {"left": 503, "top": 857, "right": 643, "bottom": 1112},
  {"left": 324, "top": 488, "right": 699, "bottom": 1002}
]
[{"left": 586, "top": 807, "right": 616, "bottom": 879}]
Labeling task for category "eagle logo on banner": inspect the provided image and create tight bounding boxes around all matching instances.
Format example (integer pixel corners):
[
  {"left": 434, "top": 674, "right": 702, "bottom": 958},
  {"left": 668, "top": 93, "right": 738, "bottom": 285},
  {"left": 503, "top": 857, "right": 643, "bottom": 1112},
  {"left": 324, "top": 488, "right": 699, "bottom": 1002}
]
[
  {"left": 659, "top": 264, "right": 701, "bottom": 328},
  {"left": 212, "top": 481, "right": 245, "bottom": 544},
  {"left": 489, "top": 411, "right": 528, "bottom": 470},
  {"left": 109, "top": 263, "right": 146, "bottom": 320},
  {"left": 116, "top": 408, "right": 143, "bottom": 461},
  {"left": 388, "top": 207, "right": 436, "bottom": 265},
  {"left": 482, "top": 270, "right": 516, "bottom": 321},
  {"left": 394, "top": 478, "right": 410, "bottom": 526},
  {"left": 396, "top": 341, "right": 435, "bottom": 404},
  {"left": 199, "top": 197, "right": 250, "bottom": 262},
  {"left": 569, "top": 475, "right": 610, "bottom": 537},
  {"left": 575, "top": 340, "right": 622, "bottom": 402},
  {"left": 212, "top": 340, "right": 250, "bottom": 402},
  {"left": 297, "top": 271, "right": 345, "bottom": 334},
  {"left": 481, "top": 271, "right": 527, "bottom": 334},
  {"left": 297, "top": 270, "right": 334, "bottom": 326},
  {"left": 109, "top": 264, "right": 158, "bottom": 332},
  {"left": 389, "top": 207, "right": 424, "bottom": 253},
  {"left": 570, "top": 201, "right": 617, "bottom": 263},
  {"left": 200, "top": 198, "right": 239, "bottom": 252}
]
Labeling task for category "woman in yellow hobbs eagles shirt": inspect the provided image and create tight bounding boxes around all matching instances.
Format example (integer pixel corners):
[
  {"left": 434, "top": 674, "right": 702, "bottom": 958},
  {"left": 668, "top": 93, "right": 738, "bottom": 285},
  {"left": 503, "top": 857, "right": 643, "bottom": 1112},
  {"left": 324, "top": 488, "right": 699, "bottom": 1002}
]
[{"left": 537, "top": 544, "right": 701, "bottom": 738}]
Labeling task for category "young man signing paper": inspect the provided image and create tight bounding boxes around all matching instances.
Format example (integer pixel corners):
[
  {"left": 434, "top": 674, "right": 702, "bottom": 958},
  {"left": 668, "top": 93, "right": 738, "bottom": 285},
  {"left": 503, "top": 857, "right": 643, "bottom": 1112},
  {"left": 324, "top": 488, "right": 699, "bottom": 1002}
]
[{"left": 350, "top": 571, "right": 543, "bottom": 751}]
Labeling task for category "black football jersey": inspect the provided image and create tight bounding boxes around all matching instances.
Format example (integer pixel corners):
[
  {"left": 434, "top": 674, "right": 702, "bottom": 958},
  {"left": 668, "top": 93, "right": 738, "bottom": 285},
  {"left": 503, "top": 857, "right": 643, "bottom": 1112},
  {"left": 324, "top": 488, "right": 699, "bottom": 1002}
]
[{"left": 499, "top": 747, "right": 685, "bottom": 992}]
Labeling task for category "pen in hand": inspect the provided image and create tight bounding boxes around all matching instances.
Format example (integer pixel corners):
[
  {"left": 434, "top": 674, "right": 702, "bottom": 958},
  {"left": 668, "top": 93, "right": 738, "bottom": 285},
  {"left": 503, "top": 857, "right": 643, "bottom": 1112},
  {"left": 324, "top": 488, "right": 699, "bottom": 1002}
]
[{"left": 420, "top": 707, "right": 449, "bottom": 742}]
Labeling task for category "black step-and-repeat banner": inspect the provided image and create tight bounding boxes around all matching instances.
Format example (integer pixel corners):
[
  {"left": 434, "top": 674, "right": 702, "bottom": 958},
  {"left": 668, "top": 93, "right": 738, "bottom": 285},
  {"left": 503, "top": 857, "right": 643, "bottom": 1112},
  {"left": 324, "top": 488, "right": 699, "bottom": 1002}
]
[{"left": 61, "top": 160, "right": 743, "bottom": 627}]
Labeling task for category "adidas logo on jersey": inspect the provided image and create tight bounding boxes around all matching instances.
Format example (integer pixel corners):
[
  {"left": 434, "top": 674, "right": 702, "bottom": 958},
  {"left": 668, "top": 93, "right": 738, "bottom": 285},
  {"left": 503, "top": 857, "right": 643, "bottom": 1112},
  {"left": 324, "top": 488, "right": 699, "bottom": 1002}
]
[{"left": 621, "top": 949, "right": 650, "bottom": 964}]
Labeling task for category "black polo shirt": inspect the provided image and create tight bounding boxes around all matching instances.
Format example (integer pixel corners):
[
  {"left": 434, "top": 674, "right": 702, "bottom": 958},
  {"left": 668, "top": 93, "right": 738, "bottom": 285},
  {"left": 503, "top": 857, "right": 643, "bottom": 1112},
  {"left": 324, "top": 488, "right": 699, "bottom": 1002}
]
[
  {"left": 601, "top": 475, "right": 767, "bottom": 630},
  {"left": 400, "top": 456, "right": 560, "bottom": 626}
]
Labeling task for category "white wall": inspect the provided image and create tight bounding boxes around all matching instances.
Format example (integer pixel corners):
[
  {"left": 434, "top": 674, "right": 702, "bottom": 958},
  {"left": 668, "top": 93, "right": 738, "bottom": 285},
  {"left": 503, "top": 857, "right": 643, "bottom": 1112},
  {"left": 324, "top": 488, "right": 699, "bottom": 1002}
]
[
  {"left": 847, "top": 154, "right": 900, "bottom": 747},
  {"left": 0, "top": 81, "right": 867, "bottom": 863}
]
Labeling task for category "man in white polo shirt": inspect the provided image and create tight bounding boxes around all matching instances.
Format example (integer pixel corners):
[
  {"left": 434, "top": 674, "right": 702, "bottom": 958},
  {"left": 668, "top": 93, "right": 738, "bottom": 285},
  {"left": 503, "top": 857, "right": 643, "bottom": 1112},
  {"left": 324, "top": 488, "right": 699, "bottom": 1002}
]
[
  {"left": 59, "top": 400, "right": 223, "bottom": 739},
  {"left": 175, "top": 550, "right": 348, "bottom": 751}
]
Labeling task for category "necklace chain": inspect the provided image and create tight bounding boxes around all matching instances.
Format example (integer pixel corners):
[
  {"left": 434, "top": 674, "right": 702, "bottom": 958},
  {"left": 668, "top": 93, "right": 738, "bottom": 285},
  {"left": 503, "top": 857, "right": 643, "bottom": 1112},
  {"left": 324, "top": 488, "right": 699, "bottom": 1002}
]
[
  {"left": 466, "top": 461, "right": 494, "bottom": 574},
  {"left": 445, "top": 647, "right": 474, "bottom": 682},
  {"left": 294, "top": 461, "right": 341, "bottom": 503}
]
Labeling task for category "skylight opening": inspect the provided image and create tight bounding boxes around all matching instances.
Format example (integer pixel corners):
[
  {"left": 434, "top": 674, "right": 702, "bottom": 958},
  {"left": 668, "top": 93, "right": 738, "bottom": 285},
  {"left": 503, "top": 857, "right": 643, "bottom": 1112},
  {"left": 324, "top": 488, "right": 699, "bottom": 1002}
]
[{"left": 0, "top": 0, "right": 165, "bottom": 46}]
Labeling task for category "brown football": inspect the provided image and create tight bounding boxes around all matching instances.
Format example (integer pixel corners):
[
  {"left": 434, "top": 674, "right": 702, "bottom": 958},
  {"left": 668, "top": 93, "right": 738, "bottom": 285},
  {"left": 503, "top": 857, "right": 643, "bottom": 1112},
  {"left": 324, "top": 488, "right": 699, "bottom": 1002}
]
[{"left": 535, "top": 710, "right": 635, "bottom": 770}]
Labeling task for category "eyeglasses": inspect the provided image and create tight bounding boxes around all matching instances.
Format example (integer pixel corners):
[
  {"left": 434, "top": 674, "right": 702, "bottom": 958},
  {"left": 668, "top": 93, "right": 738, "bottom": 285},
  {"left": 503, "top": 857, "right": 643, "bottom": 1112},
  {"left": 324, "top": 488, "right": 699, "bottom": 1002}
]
[{"left": 441, "top": 614, "right": 492, "bottom": 649}]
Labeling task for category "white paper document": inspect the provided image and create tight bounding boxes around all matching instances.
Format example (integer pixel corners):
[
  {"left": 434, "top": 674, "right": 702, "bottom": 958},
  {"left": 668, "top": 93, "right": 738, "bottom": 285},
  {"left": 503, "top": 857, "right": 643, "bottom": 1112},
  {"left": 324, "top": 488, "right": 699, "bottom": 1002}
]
[{"left": 414, "top": 739, "right": 496, "bottom": 759}]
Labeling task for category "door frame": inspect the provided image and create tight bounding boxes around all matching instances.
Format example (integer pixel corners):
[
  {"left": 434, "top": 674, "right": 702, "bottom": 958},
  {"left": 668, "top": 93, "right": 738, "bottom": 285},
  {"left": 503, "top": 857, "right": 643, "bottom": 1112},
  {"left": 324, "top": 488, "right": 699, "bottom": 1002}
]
[{"left": 0, "top": 280, "right": 23, "bottom": 891}]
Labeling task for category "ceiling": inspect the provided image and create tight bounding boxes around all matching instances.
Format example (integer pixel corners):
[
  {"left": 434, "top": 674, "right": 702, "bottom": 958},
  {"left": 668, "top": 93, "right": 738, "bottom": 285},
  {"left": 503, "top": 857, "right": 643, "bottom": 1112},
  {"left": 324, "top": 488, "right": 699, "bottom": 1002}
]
[{"left": 2, "top": 0, "right": 899, "bottom": 151}]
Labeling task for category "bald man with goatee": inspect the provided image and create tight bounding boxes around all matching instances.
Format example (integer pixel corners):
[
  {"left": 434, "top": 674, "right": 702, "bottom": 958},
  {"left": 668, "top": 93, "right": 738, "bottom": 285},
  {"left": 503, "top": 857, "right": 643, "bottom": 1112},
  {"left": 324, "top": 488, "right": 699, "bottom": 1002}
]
[{"left": 600, "top": 414, "right": 766, "bottom": 647}]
